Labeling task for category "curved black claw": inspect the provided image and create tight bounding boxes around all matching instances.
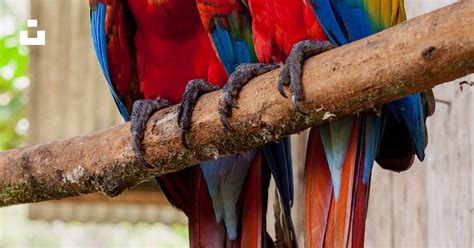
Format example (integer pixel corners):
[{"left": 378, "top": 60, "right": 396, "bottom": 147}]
[
  {"left": 178, "top": 79, "right": 221, "bottom": 149},
  {"left": 131, "top": 99, "right": 172, "bottom": 169},
  {"left": 219, "top": 63, "right": 279, "bottom": 130},
  {"left": 278, "top": 40, "right": 335, "bottom": 114}
]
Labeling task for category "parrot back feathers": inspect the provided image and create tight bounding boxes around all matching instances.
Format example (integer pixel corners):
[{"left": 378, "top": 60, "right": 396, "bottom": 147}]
[{"left": 304, "top": 128, "right": 334, "bottom": 248}]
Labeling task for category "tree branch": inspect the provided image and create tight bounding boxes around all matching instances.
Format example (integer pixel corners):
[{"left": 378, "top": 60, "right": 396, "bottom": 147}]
[{"left": 1, "top": 1, "right": 473, "bottom": 207}]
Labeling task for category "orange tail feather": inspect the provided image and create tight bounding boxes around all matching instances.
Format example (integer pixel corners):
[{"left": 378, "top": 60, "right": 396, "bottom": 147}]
[{"left": 324, "top": 120, "right": 359, "bottom": 248}]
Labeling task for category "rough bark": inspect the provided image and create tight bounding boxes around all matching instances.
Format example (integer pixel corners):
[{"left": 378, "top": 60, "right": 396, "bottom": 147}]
[{"left": 1, "top": 1, "right": 473, "bottom": 207}]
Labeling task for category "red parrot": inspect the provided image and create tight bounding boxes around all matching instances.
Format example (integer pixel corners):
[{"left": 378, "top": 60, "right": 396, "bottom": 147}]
[
  {"left": 197, "top": 0, "right": 434, "bottom": 247},
  {"left": 89, "top": 0, "right": 293, "bottom": 247},
  {"left": 195, "top": 1, "right": 297, "bottom": 246}
]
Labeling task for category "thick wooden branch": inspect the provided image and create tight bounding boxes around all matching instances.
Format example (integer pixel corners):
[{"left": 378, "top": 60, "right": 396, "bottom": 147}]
[{"left": 1, "top": 1, "right": 473, "bottom": 207}]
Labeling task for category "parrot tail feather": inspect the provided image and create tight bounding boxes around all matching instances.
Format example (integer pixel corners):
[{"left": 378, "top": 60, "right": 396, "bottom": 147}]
[
  {"left": 240, "top": 152, "right": 269, "bottom": 247},
  {"left": 159, "top": 153, "right": 270, "bottom": 248},
  {"left": 304, "top": 128, "right": 333, "bottom": 248},
  {"left": 189, "top": 167, "right": 227, "bottom": 248},
  {"left": 350, "top": 130, "right": 371, "bottom": 248},
  {"left": 324, "top": 120, "right": 358, "bottom": 248},
  {"left": 305, "top": 119, "right": 370, "bottom": 247},
  {"left": 157, "top": 167, "right": 227, "bottom": 248}
]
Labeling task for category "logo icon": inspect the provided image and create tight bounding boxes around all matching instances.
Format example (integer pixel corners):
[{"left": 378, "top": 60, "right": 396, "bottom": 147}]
[{"left": 19, "top": 19, "right": 45, "bottom": 46}]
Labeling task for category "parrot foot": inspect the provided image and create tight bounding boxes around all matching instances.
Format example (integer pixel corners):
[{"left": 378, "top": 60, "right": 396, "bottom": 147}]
[
  {"left": 278, "top": 40, "right": 335, "bottom": 114},
  {"left": 219, "top": 63, "right": 279, "bottom": 130},
  {"left": 178, "top": 79, "right": 221, "bottom": 149},
  {"left": 131, "top": 98, "right": 172, "bottom": 168}
]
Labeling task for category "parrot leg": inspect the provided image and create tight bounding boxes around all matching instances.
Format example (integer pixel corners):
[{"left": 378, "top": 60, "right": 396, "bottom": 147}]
[
  {"left": 131, "top": 98, "right": 172, "bottom": 168},
  {"left": 178, "top": 79, "right": 221, "bottom": 149},
  {"left": 219, "top": 63, "right": 278, "bottom": 130},
  {"left": 278, "top": 40, "right": 334, "bottom": 114}
]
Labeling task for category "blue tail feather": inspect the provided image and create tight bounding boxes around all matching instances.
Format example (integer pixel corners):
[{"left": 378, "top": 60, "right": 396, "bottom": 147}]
[
  {"left": 200, "top": 161, "right": 225, "bottom": 222},
  {"left": 262, "top": 137, "right": 295, "bottom": 240},
  {"left": 262, "top": 137, "right": 294, "bottom": 207},
  {"left": 387, "top": 93, "right": 426, "bottom": 160},
  {"left": 361, "top": 112, "right": 385, "bottom": 183},
  {"left": 319, "top": 116, "right": 354, "bottom": 200},
  {"left": 199, "top": 150, "right": 256, "bottom": 240}
]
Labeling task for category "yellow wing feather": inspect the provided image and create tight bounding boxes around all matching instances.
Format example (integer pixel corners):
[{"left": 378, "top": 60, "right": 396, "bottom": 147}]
[{"left": 364, "top": 0, "right": 406, "bottom": 29}]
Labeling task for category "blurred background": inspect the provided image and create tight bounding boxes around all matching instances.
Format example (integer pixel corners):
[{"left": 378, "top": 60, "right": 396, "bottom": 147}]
[{"left": 0, "top": 0, "right": 472, "bottom": 247}]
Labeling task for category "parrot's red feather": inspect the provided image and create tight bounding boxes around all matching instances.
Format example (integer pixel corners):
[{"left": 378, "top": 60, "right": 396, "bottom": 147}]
[
  {"left": 105, "top": 0, "right": 228, "bottom": 105},
  {"left": 196, "top": 0, "right": 233, "bottom": 33},
  {"left": 102, "top": 0, "right": 141, "bottom": 112},
  {"left": 189, "top": 167, "right": 227, "bottom": 248},
  {"left": 247, "top": 0, "right": 327, "bottom": 63},
  {"left": 240, "top": 152, "right": 263, "bottom": 247},
  {"left": 350, "top": 174, "right": 369, "bottom": 248},
  {"left": 304, "top": 128, "right": 333, "bottom": 248},
  {"left": 156, "top": 168, "right": 226, "bottom": 248},
  {"left": 350, "top": 134, "right": 370, "bottom": 248},
  {"left": 155, "top": 170, "right": 193, "bottom": 215}
]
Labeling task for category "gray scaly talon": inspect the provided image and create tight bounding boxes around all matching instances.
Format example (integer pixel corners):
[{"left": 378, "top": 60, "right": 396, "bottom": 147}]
[
  {"left": 292, "top": 95, "right": 308, "bottom": 115},
  {"left": 131, "top": 99, "right": 172, "bottom": 168},
  {"left": 219, "top": 63, "right": 279, "bottom": 130},
  {"left": 278, "top": 40, "right": 335, "bottom": 114},
  {"left": 178, "top": 79, "right": 221, "bottom": 149}
]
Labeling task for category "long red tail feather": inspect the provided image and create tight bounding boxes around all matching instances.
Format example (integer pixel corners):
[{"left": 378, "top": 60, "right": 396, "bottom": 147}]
[
  {"left": 304, "top": 128, "right": 333, "bottom": 247},
  {"left": 350, "top": 131, "right": 370, "bottom": 248},
  {"left": 240, "top": 152, "right": 264, "bottom": 247},
  {"left": 189, "top": 167, "right": 227, "bottom": 248}
]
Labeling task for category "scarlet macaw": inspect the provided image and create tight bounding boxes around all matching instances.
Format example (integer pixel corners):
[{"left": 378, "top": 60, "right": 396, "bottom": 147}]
[
  {"left": 195, "top": 0, "right": 297, "bottom": 246},
  {"left": 199, "top": 0, "right": 434, "bottom": 247},
  {"left": 89, "top": 0, "right": 293, "bottom": 246}
]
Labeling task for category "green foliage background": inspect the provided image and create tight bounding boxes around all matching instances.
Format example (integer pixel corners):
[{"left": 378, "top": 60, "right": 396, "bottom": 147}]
[
  {"left": 0, "top": 4, "right": 28, "bottom": 150},
  {"left": 0, "top": 32, "right": 27, "bottom": 150}
]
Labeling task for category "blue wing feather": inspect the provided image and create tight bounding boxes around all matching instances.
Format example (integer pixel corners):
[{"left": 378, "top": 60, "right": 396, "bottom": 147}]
[
  {"left": 310, "top": 0, "right": 382, "bottom": 45},
  {"left": 210, "top": 23, "right": 252, "bottom": 73},
  {"left": 90, "top": 2, "right": 130, "bottom": 121}
]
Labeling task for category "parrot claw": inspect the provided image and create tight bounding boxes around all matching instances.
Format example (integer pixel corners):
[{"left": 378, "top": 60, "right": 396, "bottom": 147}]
[
  {"left": 224, "top": 91, "right": 238, "bottom": 109},
  {"left": 131, "top": 98, "right": 172, "bottom": 168},
  {"left": 219, "top": 63, "right": 279, "bottom": 130},
  {"left": 180, "top": 130, "right": 189, "bottom": 150},
  {"left": 292, "top": 95, "right": 308, "bottom": 116},
  {"left": 278, "top": 40, "right": 335, "bottom": 114},
  {"left": 220, "top": 114, "right": 235, "bottom": 131},
  {"left": 277, "top": 66, "right": 290, "bottom": 98},
  {"left": 178, "top": 79, "right": 221, "bottom": 149}
]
